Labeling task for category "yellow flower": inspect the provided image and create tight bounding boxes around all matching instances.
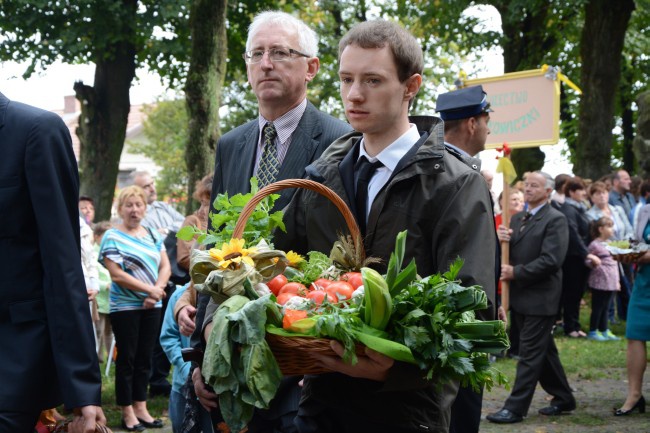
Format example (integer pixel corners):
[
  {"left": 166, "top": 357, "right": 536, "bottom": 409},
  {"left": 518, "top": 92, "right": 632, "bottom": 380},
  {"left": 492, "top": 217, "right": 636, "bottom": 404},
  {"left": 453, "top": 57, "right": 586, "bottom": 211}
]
[
  {"left": 209, "top": 238, "right": 257, "bottom": 269},
  {"left": 285, "top": 250, "right": 304, "bottom": 267}
]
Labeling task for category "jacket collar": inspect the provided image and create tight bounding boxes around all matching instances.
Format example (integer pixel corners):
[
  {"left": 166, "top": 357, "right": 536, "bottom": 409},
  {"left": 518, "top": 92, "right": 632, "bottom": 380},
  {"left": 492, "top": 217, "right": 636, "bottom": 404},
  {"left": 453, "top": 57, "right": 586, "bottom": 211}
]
[
  {"left": 512, "top": 203, "right": 551, "bottom": 245},
  {"left": 311, "top": 115, "right": 446, "bottom": 177}
]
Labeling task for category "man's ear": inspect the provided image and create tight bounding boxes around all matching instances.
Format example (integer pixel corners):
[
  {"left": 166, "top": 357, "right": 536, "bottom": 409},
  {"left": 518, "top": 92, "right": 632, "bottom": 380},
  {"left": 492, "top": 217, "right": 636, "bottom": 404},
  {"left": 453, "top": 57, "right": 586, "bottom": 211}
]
[
  {"left": 404, "top": 73, "right": 422, "bottom": 101},
  {"left": 467, "top": 116, "right": 478, "bottom": 135},
  {"left": 305, "top": 57, "right": 320, "bottom": 83}
]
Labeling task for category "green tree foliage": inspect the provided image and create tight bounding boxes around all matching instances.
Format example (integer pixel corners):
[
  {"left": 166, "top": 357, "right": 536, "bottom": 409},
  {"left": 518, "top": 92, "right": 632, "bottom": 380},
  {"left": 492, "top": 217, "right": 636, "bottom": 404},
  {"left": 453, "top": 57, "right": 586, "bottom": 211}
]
[
  {"left": 403, "top": 0, "right": 649, "bottom": 180},
  {"left": 130, "top": 99, "right": 188, "bottom": 204},
  {"left": 488, "top": 0, "right": 585, "bottom": 178},
  {"left": 0, "top": 0, "right": 191, "bottom": 219}
]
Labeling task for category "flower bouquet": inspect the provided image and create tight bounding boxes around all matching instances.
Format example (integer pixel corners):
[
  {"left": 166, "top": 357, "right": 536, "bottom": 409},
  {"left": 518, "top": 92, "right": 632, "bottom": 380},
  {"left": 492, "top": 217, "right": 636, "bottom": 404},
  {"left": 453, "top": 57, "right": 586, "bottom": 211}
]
[{"left": 180, "top": 178, "right": 509, "bottom": 432}]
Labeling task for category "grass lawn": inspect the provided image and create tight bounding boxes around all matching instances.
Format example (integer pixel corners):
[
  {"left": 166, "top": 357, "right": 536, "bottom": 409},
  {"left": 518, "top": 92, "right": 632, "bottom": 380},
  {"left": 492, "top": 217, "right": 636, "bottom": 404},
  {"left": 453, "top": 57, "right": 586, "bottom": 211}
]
[
  {"left": 93, "top": 295, "right": 644, "bottom": 431},
  {"left": 480, "top": 298, "right": 650, "bottom": 432},
  {"left": 98, "top": 361, "right": 170, "bottom": 428}
]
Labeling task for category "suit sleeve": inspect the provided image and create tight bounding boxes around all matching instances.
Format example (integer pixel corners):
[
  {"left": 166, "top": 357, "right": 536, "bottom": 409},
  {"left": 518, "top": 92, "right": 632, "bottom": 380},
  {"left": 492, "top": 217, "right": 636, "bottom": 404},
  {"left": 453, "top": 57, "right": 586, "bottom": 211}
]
[
  {"left": 561, "top": 206, "right": 589, "bottom": 259},
  {"left": 432, "top": 170, "right": 497, "bottom": 320},
  {"left": 25, "top": 112, "right": 101, "bottom": 409},
  {"left": 514, "top": 213, "right": 569, "bottom": 282},
  {"left": 209, "top": 137, "right": 226, "bottom": 223}
]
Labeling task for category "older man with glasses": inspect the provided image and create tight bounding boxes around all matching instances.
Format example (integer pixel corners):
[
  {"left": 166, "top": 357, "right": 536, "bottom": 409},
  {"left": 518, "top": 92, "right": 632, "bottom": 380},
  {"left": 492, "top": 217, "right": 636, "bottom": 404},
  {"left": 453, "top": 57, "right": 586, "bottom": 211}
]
[{"left": 174, "top": 10, "right": 351, "bottom": 433}]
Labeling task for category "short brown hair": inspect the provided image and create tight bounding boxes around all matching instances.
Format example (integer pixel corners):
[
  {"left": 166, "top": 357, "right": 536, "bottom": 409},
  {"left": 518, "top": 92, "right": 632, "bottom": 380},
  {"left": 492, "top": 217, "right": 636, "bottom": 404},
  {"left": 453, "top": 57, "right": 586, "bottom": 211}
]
[
  {"left": 193, "top": 173, "right": 214, "bottom": 203},
  {"left": 563, "top": 177, "right": 586, "bottom": 196},
  {"left": 93, "top": 220, "right": 112, "bottom": 238},
  {"left": 590, "top": 216, "right": 613, "bottom": 240},
  {"left": 338, "top": 20, "right": 423, "bottom": 82},
  {"left": 589, "top": 181, "right": 608, "bottom": 197}
]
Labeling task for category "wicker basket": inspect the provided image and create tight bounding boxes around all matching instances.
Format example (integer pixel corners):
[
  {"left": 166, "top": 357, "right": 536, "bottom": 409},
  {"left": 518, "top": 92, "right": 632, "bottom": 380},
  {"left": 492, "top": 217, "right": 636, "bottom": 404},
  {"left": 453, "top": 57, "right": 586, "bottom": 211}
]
[
  {"left": 52, "top": 420, "right": 112, "bottom": 433},
  {"left": 233, "top": 179, "right": 364, "bottom": 376},
  {"left": 266, "top": 333, "right": 367, "bottom": 376},
  {"left": 612, "top": 251, "right": 646, "bottom": 263}
]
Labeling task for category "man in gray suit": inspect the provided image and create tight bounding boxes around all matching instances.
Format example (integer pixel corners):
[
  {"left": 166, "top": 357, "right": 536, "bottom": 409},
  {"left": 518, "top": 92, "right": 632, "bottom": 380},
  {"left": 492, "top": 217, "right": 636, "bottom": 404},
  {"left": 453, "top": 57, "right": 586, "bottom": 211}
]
[
  {"left": 487, "top": 171, "right": 575, "bottom": 424},
  {"left": 177, "top": 11, "right": 352, "bottom": 433},
  {"left": 210, "top": 12, "right": 352, "bottom": 211}
]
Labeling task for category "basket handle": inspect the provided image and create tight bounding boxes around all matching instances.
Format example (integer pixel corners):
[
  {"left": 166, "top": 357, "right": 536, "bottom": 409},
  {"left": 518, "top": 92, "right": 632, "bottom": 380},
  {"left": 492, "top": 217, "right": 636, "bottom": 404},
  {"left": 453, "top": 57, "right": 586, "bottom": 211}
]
[{"left": 232, "top": 179, "right": 364, "bottom": 258}]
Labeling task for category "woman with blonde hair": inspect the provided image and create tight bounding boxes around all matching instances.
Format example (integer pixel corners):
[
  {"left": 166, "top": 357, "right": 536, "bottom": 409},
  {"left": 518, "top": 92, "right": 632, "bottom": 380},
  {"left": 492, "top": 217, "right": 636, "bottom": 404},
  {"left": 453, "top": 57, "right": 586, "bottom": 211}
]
[{"left": 99, "top": 185, "right": 170, "bottom": 431}]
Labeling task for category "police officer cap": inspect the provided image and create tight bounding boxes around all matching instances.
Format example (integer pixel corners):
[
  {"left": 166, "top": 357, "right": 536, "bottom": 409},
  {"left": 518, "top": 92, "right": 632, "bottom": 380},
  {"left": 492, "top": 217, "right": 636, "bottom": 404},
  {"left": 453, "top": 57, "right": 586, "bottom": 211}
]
[{"left": 436, "top": 85, "right": 493, "bottom": 121}]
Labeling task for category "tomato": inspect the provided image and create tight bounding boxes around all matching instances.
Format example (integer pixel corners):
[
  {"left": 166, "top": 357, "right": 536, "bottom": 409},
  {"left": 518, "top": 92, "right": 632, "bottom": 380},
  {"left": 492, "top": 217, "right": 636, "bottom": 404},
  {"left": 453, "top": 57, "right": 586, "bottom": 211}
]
[
  {"left": 326, "top": 281, "right": 355, "bottom": 301},
  {"left": 306, "top": 290, "right": 336, "bottom": 306},
  {"left": 267, "top": 274, "right": 288, "bottom": 296},
  {"left": 340, "top": 272, "right": 363, "bottom": 289},
  {"left": 277, "top": 292, "right": 300, "bottom": 305},
  {"left": 279, "top": 282, "right": 308, "bottom": 297},
  {"left": 309, "top": 278, "right": 332, "bottom": 291},
  {"left": 282, "top": 309, "right": 308, "bottom": 330}
]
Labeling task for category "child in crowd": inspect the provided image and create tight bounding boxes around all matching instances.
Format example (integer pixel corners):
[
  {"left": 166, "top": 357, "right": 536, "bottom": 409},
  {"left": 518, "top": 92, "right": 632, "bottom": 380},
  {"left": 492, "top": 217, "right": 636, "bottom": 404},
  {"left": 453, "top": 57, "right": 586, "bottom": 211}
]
[
  {"left": 586, "top": 217, "right": 621, "bottom": 341},
  {"left": 93, "top": 221, "right": 114, "bottom": 363},
  {"left": 159, "top": 284, "right": 194, "bottom": 433}
]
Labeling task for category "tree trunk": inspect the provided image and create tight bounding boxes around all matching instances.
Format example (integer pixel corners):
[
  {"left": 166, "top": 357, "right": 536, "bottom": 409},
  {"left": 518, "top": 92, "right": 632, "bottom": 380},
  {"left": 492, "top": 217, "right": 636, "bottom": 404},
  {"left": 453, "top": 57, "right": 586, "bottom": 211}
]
[
  {"left": 184, "top": 0, "right": 228, "bottom": 214},
  {"left": 574, "top": 0, "right": 634, "bottom": 179},
  {"left": 491, "top": 0, "right": 557, "bottom": 179},
  {"left": 75, "top": 1, "right": 137, "bottom": 220},
  {"left": 632, "top": 91, "right": 650, "bottom": 178},
  {"left": 619, "top": 58, "right": 636, "bottom": 172}
]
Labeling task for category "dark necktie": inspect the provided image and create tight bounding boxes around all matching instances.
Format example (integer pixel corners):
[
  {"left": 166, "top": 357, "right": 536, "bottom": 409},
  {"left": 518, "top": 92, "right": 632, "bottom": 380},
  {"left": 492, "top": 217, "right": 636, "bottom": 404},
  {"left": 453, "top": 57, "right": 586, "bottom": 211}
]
[
  {"left": 520, "top": 212, "right": 533, "bottom": 232},
  {"left": 257, "top": 122, "right": 279, "bottom": 188},
  {"left": 355, "top": 156, "right": 383, "bottom": 236}
]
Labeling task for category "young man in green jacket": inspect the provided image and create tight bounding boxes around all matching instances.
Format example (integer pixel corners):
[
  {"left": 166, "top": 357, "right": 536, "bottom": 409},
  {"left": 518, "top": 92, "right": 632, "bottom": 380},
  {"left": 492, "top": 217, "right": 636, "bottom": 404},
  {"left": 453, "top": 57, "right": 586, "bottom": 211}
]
[{"left": 275, "top": 20, "right": 497, "bottom": 433}]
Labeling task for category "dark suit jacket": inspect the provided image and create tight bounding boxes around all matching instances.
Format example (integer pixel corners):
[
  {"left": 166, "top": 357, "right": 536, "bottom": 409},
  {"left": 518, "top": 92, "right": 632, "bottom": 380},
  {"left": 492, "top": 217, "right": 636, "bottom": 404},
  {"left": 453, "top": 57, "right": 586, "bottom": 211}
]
[
  {"left": 197, "top": 100, "right": 351, "bottom": 421},
  {"left": 558, "top": 200, "right": 590, "bottom": 259},
  {"left": 211, "top": 101, "right": 352, "bottom": 212},
  {"left": 509, "top": 203, "right": 569, "bottom": 316},
  {"left": 0, "top": 93, "right": 101, "bottom": 411}
]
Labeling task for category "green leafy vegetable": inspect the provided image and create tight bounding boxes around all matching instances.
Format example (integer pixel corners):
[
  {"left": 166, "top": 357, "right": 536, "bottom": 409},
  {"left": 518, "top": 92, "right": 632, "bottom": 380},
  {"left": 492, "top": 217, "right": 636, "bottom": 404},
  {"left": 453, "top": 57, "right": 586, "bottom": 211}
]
[
  {"left": 385, "top": 230, "right": 418, "bottom": 296},
  {"left": 389, "top": 258, "right": 509, "bottom": 391},
  {"left": 202, "top": 294, "right": 282, "bottom": 432},
  {"left": 285, "top": 250, "right": 331, "bottom": 286},
  {"left": 177, "top": 177, "right": 285, "bottom": 248}
]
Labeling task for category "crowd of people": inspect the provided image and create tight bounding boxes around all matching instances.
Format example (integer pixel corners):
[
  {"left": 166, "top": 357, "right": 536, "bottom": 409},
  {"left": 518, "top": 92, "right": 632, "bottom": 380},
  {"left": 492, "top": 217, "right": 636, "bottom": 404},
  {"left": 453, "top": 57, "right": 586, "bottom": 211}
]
[
  {"left": 1, "top": 9, "right": 650, "bottom": 433},
  {"left": 484, "top": 169, "right": 650, "bottom": 425}
]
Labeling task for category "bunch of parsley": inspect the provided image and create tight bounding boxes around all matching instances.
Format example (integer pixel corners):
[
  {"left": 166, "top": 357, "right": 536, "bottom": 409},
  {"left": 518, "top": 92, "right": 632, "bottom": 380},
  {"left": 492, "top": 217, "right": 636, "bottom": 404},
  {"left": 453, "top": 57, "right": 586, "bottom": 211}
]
[
  {"left": 388, "top": 258, "right": 509, "bottom": 391},
  {"left": 177, "top": 178, "right": 285, "bottom": 247}
]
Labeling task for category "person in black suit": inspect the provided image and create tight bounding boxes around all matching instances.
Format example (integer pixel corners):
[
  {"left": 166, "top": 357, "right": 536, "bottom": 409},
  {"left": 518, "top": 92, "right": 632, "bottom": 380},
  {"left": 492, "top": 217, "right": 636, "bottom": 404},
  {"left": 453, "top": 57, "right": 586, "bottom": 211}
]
[
  {"left": 174, "top": 11, "right": 352, "bottom": 432},
  {"left": 0, "top": 92, "right": 105, "bottom": 433},
  {"left": 558, "top": 177, "right": 601, "bottom": 338},
  {"left": 487, "top": 171, "right": 575, "bottom": 424}
]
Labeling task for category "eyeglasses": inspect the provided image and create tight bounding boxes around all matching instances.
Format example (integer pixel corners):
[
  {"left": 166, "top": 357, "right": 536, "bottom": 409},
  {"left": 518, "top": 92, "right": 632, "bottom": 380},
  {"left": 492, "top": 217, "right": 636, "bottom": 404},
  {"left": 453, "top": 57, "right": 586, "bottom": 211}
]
[{"left": 243, "top": 47, "right": 310, "bottom": 64}]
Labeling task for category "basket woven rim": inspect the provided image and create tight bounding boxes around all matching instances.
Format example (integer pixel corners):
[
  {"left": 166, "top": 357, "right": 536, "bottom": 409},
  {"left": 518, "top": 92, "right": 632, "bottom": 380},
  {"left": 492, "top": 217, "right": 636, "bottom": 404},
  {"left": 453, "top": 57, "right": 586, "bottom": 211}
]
[
  {"left": 266, "top": 332, "right": 366, "bottom": 375},
  {"left": 266, "top": 332, "right": 366, "bottom": 355},
  {"left": 232, "top": 179, "right": 364, "bottom": 258}
]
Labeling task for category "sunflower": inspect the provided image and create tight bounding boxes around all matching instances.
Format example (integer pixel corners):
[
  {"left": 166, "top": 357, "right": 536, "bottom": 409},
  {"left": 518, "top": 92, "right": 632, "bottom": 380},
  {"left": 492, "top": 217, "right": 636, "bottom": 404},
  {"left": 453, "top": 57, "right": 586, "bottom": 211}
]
[
  {"left": 209, "top": 238, "right": 257, "bottom": 269},
  {"left": 285, "top": 250, "right": 304, "bottom": 268}
]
